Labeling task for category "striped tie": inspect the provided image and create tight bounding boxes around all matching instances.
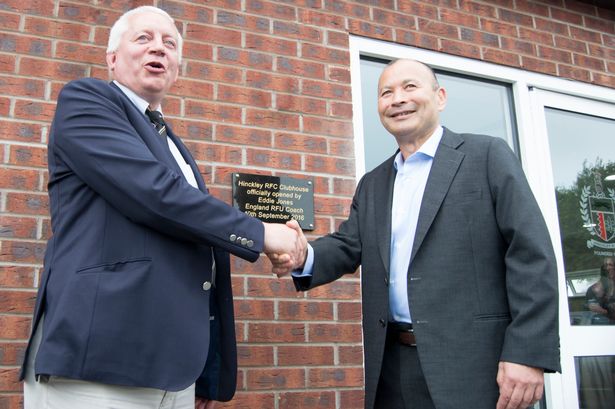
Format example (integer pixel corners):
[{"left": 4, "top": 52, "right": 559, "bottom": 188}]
[{"left": 145, "top": 108, "right": 167, "bottom": 138}]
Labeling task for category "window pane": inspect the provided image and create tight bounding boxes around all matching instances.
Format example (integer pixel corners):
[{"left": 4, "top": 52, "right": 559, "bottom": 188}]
[
  {"left": 546, "top": 108, "right": 615, "bottom": 326},
  {"left": 360, "top": 58, "right": 398, "bottom": 172},
  {"left": 575, "top": 356, "right": 615, "bottom": 408},
  {"left": 360, "top": 57, "right": 516, "bottom": 172},
  {"left": 439, "top": 74, "right": 515, "bottom": 144}
]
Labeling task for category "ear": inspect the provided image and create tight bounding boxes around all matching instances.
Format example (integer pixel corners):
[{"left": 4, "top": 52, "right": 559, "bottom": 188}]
[
  {"left": 105, "top": 52, "right": 116, "bottom": 71},
  {"left": 436, "top": 86, "right": 447, "bottom": 112}
]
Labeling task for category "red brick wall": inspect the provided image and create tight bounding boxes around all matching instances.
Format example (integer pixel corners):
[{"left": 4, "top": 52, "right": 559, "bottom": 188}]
[{"left": 0, "top": 1, "right": 613, "bottom": 408}]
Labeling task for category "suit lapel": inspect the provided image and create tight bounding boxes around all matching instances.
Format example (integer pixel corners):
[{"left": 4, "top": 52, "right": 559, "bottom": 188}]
[
  {"left": 108, "top": 82, "right": 208, "bottom": 193},
  {"left": 165, "top": 127, "right": 208, "bottom": 192},
  {"left": 109, "top": 82, "right": 189, "bottom": 178},
  {"left": 375, "top": 154, "right": 397, "bottom": 277},
  {"left": 410, "top": 128, "right": 465, "bottom": 264}
]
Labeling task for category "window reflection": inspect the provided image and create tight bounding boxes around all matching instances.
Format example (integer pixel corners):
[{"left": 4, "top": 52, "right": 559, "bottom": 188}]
[
  {"left": 546, "top": 108, "right": 615, "bottom": 326},
  {"left": 575, "top": 356, "right": 615, "bottom": 409},
  {"left": 584, "top": 258, "right": 615, "bottom": 325}
]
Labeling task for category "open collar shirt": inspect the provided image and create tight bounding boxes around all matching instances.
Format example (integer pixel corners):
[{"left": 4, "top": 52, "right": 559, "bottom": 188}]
[
  {"left": 295, "top": 127, "right": 443, "bottom": 325},
  {"left": 389, "top": 126, "right": 443, "bottom": 323}
]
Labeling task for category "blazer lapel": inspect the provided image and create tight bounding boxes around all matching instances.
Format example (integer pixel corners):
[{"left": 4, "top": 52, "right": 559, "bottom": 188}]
[
  {"left": 410, "top": 128, "right": 465, "bottom": 264},
  {"left": 375, "top": 154, "right": 397, "bottom": 277},
  {"left": 165, "top": 127, "right": 208, "bottom": 193},
  {"left": 109, "top": 82, "right": 184, "bottom": 175}
]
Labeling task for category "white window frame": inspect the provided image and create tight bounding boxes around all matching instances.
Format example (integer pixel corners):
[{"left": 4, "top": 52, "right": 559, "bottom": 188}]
[{"left": 349, "top": 35, "right": 615, "bottom": 409}]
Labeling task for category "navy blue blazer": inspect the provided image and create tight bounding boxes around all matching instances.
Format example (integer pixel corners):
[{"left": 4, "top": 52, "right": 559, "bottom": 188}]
[{"left": 20, "top": 78, "right": 264, "bottom": 401}]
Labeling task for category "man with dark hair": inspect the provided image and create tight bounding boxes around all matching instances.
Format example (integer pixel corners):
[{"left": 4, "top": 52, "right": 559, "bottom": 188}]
[{"left": 274, "top": 59, "right": 560, "bottom": 409}]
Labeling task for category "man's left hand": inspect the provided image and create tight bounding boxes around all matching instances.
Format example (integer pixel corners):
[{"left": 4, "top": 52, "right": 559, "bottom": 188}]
[
  {"left": 195, "top": 397, "right": 216, "bottom": 409},
  {"left": 496, "top": 361, "right": 544, "bottom": 409}
]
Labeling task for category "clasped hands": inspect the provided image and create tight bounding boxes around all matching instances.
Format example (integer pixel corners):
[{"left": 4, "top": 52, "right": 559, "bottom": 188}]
[{"left": 263, "top": 220, "right": 307, "bottom": 277}]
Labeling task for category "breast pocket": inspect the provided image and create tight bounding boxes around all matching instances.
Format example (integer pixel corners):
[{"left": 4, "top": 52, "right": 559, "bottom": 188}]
[{"left": 445, "top": 186, "right": 482, "bottom": 204}]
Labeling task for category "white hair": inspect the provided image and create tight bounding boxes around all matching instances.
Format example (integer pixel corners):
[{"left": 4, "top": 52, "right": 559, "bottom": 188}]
[{"left": 106, "top": 6, "right": 183, "bottom": 62}]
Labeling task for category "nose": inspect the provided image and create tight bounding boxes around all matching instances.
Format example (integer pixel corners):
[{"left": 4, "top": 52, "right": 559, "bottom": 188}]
[
  {"left": 391, "top": 88, "right": 407, "bottom": 105},
  {"left": 149, "top": 35, "right": 166, "bottom": 55}
]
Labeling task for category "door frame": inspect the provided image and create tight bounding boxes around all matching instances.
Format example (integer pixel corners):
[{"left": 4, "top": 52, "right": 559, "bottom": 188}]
[{"left": 525, "top": 89, "right": 615, "bottom": 408}]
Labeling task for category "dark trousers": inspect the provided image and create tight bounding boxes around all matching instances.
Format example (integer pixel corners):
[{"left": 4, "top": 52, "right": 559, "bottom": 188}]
[{"left": 374, "top": 326, "right": 436, "bottom": 409}]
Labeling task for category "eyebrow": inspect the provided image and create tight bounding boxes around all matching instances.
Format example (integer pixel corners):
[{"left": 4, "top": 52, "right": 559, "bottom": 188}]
[{"left": 379, "top": 78, "right": 418, "bottom": 91}]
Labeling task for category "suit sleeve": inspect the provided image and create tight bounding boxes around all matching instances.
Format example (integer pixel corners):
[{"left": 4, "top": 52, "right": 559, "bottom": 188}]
[
  {"left": 51, "top": 79, "right": 263, "bottom": 261},
  {"left": 294, "top": 177, "right": 364, "bottom": 291},
  {"left": 487, "top": 137, "right": 560, "bottom": 372}
]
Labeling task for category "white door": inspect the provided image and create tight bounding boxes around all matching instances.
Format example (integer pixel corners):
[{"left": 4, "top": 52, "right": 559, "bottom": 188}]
[{"left": 528, "top": 89, "right": 615, "bottom": 409}]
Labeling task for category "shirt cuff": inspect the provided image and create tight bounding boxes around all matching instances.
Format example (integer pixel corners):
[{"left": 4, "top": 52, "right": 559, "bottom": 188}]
[{"left": 291, "top": 243, "right": 314, "bottom": 277}]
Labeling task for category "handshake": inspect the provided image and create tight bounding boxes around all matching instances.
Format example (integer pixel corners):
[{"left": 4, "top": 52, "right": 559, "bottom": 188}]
[{"left": 262, "top": 220, "right": 308, "bottom": 277}]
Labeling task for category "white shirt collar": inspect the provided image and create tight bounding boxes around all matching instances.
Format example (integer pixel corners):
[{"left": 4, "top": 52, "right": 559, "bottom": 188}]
[{"left": 113, "top": 80, "right": 163, "bottom": 116}]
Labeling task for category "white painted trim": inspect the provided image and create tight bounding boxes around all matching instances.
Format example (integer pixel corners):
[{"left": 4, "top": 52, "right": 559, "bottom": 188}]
[
  {"left": 349, "top": 42, "right": 366, "bottom": 181},
  {"left": 527, "top": 88, "right": 573, "bottom": 409}
]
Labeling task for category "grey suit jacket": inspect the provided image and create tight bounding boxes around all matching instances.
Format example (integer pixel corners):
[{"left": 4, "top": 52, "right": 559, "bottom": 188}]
[{"left": 295, "top": 128, "right": 560, "bottom": 409}]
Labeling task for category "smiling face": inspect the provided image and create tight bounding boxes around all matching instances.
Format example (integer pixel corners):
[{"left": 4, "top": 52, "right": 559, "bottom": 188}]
[
  {"left": 377, "top": 59, "right": 446, "bottom": 148},
  {"left": 106, "top": 10, "right": 179, "bottom": 108}
]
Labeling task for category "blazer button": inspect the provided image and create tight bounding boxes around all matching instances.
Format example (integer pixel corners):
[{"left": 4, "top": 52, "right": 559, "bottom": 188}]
[
  {"left": 202, "top": 281, "right": 212, "bottom": 291},
  {"left": 379, "top": 319, "right": 386, "bottom": 327},
  {"left": 247, "top": 240, "right": 254, "bottom": 248},
  {"left": 229, "top": 234, "right": 237, "bottom": 242},
  {"left": 241, "top": 238, "right": 248, "bottom": 246}
]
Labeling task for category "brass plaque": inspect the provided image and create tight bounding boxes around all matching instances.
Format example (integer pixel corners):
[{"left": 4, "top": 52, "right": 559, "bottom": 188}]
[{"left": 232, "top": 173, "right": 314, "bottom": 230}]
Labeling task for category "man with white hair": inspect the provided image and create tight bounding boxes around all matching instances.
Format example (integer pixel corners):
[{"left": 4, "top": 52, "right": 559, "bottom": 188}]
[{"left": 20, "top": 6, "right": 301, "bottom": 409}]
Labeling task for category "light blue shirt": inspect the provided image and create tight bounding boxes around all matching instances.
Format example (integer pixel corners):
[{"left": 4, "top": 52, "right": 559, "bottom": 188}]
[
  {"left": 295, "top": 127, "right": 443, "bottom": 324},
  {"left": 389, "top": 126, "right": 442, "bottom": 323}
]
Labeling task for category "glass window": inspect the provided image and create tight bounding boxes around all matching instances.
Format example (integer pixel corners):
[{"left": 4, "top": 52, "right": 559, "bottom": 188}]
[
  {"left": 360, "top": 57, "right": 517, "bottom": 172},
  {"left": 546, "top": 108, "right": 615, "bottom": 326},
  {"left": 575, "top": 355, "right": 615, "bottom": 408}
]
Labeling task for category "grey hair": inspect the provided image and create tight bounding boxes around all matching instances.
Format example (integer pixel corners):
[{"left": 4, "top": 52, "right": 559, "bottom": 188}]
[
  {"left": 106, "top": 6, "right": 183, "bottom": 62},
  {"left": 387, "top": 58, "right": 440, "bottom": 90}
]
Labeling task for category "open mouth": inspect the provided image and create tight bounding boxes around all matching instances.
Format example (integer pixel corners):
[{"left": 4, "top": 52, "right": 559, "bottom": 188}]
[
  {"left": 145, "top": 61, "right": 166, "bottom": 73},
  {"left": 390, "top": 110, "right": 414, "bottom": 118}
]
